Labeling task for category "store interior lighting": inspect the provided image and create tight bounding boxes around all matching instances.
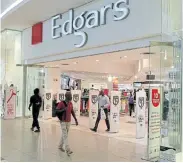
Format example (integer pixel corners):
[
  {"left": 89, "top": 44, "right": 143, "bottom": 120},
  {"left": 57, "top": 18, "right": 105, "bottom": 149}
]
[{"left": 108, "top": 76, "right": 112, "bottom": 82}]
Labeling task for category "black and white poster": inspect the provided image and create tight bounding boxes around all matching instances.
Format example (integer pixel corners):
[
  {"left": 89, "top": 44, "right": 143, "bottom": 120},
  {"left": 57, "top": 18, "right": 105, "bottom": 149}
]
[
  {"left": 89, "top": 90, "right": 99, "bottom": 128},
  {"left": 57, "top": 90, "right": 66, "bottom": 102},
  {"left": 71, "top": 90, "right": 81, "bottom": 124},
  {"left": 44, "top": 90, "right": 52, "bottom": 119},
  {"left": 110, "top": 91, "right": 121, "bottom": 133},
  {"left": 136, "top": 90, "right": 146, "bottom": 139}
]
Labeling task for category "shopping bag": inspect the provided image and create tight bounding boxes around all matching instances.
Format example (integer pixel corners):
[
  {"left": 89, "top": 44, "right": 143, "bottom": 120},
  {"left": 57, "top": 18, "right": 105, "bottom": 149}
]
[{"left": 100, "top": 108, "right": 106, "bottom": 120}]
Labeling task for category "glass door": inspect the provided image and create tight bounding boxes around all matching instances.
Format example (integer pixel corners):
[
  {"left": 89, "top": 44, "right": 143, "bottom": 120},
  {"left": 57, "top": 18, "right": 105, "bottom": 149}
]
[
  {"left": 25, "top": 65, "right": 45, "bottom": 117},
  {"left": 148, "top": 41, "right": 182, "bottom": 161}
]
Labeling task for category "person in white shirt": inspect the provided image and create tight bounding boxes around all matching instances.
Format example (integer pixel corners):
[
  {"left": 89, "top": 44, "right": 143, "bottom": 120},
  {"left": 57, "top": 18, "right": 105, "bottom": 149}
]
[{"left": 91, "top": 90, "right": 110, "bottom": 132}]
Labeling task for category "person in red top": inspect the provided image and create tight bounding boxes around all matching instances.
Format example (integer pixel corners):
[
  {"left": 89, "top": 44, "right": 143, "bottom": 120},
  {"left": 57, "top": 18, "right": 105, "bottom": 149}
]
[{"left": 56, "top": 91, "right": 78, "bottom": 155}]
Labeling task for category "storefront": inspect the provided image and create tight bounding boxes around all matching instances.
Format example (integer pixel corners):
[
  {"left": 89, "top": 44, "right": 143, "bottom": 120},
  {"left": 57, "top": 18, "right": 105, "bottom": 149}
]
[{"left": 1, "top": 0, "right": 182, "bottom": 161}]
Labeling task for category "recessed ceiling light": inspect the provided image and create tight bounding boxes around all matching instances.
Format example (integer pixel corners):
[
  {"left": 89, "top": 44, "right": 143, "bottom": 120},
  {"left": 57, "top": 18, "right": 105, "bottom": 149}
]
[
  {"left": 96, "top": 60, "right": 99, "bottom": 62},
  {"left": 73, "top": 62, "right": 78, "bottom": 64},
  {"left": 124, "top": 56, "right": 127, "bottom": 58},
  {"left": 171, "top": 66, "right": 174, "bottom": 69},
  {"left": 177, "top": 55, "right": 179, "bottom": 58}
]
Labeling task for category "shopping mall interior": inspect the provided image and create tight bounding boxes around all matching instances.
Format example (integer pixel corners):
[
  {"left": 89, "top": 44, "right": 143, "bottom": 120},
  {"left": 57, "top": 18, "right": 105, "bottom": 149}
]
[
  {"left": 1, "top": 0, "right": 182, "bottom": 161},
  {"left": 1, "top": 30, "right": 182, "bottom": 161}
]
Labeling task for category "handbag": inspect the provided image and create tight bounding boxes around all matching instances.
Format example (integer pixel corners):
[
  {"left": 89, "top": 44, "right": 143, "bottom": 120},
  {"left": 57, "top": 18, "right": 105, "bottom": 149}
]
[
  {"left": 55, "top": 101, "right": 67, "bottom": 121},
  {"left": 100, "top": 108, "right": 106, "bottom": 120}
]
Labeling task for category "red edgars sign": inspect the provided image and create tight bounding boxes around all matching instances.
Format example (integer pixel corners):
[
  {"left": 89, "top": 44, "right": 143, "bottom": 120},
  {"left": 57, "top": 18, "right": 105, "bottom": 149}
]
[
  {"left": 152, "top": 89, "right": 160, "bottom": 107},
  {"left": 32, "top": 22, "right": 43, "bottom": 45}
]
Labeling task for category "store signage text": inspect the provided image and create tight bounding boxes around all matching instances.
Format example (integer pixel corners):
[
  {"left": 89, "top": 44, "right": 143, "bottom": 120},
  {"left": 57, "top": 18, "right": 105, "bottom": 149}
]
[
  {"left": 152, "top": 89, "right": 160, "bottom": 107},
  {"left": 51, "top": 0, "right": 130, "bottom": 48}
]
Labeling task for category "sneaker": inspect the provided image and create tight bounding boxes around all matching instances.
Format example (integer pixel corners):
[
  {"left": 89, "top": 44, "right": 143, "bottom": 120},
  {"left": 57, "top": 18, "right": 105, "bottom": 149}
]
[
  {"left": 106, "top": 129, "right": 110, "bottom": 132},
  {"left": 66, "top": 150, "right": 73, "bottom": 155},
  {"left": 90, "top": 128, "right": 97, "bottom": 132},
  {"left": 34, "top": 129, "right": 40, "bottom": 133},
  {"left": 30, "top": 128, "right": 34, "bottom": 131},
  {"left": 58, "top": 146, "right": 65, "bottom": 152}
]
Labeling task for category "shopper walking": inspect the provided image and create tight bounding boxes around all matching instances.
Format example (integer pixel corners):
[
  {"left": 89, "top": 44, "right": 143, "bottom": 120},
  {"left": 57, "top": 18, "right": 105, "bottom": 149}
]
[
  {"left": 56, "top": 91, "right": 78, "bottom": 155},
  {"left": 91, "top": 90, "right": 110, "bottom": 132},
  {"left": 28, "top": 88, "right": 42, "bottom": 132},
  {"left": 128, "top": 92, "right": 134, "bottom": 116}
]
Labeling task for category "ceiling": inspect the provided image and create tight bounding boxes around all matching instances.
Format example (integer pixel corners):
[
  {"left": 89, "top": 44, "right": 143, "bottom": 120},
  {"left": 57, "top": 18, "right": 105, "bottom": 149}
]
[
  {"left": 1, "top": 0, "right": 18, "bottom": 14},
  {"left": 1, "top": 0, "right": 96, "bottom": 31},
  {"left": 37, "top": 46, "right": 175, "bottom": 82}
]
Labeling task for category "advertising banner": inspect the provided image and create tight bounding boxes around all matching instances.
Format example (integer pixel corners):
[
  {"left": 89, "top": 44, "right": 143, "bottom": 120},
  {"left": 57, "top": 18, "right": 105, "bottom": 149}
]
[
  {"left": 89, "top": 90, "right": 99, "bottom": 128},
  {"left": 57, "top": 90, "right": 66, "bottom": 102},
  {"left": 4, "top": 87, "right": 17, "bottom": 119},
  {"left": 136, "top": 90, "right": 146, "bottom": 139},
  {"left": 148, "top": 87, "right": 161, "bottom": 160},
  {"left": 110, "top": 91, "right": 121, "bottom": 133},
  {"left": 71, "top": 90, "right": 81, "bottom": 124},
  {"left": 44, "top": 90, "right": 52, "bottom": 119}
]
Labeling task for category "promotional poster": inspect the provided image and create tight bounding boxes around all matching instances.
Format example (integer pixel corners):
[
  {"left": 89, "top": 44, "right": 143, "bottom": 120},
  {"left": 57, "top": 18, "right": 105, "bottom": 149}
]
[
  {"left": 110, "top": 91, "right": 121, "bottom": 133},
  {"left": 71, "top": 90, "right": 81, "bottom": 124},
  {"left": 44, "top": 90, "right": 52, "bottom": 119},
  {"left": 148, "top": 87, "right": 161, "bottom": 160},
  {"left": 57, "top": 90, "right": 66, "bottom": 102},
  {"left": 89, "top": 90, "right": 99, "bottom": 129},
  {"left": 4, "top": 87, "right": 17, "bottom": 119},
  {"left": 136, "top": 90, "right": 146, "bottom": 139}
]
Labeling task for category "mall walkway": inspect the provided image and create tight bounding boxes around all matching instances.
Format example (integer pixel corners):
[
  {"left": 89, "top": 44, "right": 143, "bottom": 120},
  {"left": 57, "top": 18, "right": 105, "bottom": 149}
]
[{"left": 1, "top": 118, "right": 146, "bottom": 162}]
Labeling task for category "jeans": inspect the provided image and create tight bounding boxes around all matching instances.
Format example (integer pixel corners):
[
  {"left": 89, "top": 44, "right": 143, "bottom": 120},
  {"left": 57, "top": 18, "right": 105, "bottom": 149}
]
[
  {"left": 94, "top": 108, "right": 110, "bottom": 130},
  {"left": 32, "top": 110, "right": 40, "bottom": 129},
  {"left": 59, "top": 122, "right": 71, "bottom": 151},
  {"left": 129, "top": 104, "right": 134, "bottom": 116}
]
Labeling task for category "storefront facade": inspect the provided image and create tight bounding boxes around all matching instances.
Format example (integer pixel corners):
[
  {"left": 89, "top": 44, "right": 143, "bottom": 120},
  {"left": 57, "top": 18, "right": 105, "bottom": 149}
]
[
  {"left": 23, "top": 0, "right": 163, "bottom": 64},
  {"left": 1, "top": 0, "right": 183, "bottom": 161}
]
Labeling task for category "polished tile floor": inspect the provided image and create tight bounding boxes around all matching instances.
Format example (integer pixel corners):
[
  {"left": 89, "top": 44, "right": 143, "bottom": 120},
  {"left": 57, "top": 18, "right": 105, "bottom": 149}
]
[{"left": 1, "top": 117, "right": 147, "bottom": 162}]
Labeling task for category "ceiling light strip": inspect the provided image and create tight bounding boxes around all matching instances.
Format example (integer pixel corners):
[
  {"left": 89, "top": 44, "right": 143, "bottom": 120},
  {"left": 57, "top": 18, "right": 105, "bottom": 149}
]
[{"left": 0, "top": 0, "right": 24, "bottom": 18}]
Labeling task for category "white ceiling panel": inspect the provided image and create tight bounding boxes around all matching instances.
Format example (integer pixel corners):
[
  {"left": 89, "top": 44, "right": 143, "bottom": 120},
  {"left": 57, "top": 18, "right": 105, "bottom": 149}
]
[
  {"left": 1, "top": 0, "right": 96, "bottom": 30},
  {"left": 36, "top": 47, "right": 174, "bottom": 82}
]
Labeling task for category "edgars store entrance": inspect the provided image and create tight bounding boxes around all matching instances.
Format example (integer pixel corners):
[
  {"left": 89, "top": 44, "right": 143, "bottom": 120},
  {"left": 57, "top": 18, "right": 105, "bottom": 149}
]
[
  {"left": 21, "top": 0, "right": 183, "bottom": 161},
  {"left": 24, "top": 41, "right": 182, "bottom": 161}
]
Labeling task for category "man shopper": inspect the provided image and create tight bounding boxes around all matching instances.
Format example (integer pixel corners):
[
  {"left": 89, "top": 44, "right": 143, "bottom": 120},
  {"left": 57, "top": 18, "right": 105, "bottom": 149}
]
[
  {"left": 28, "top": 88, "right": 42, "bottom": 132},
  {"left": 56, "top": 91, "right": 78, "bottom": 155},
  {"left": 91, "top": 90, "right": 110, "bottom": 132}
]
